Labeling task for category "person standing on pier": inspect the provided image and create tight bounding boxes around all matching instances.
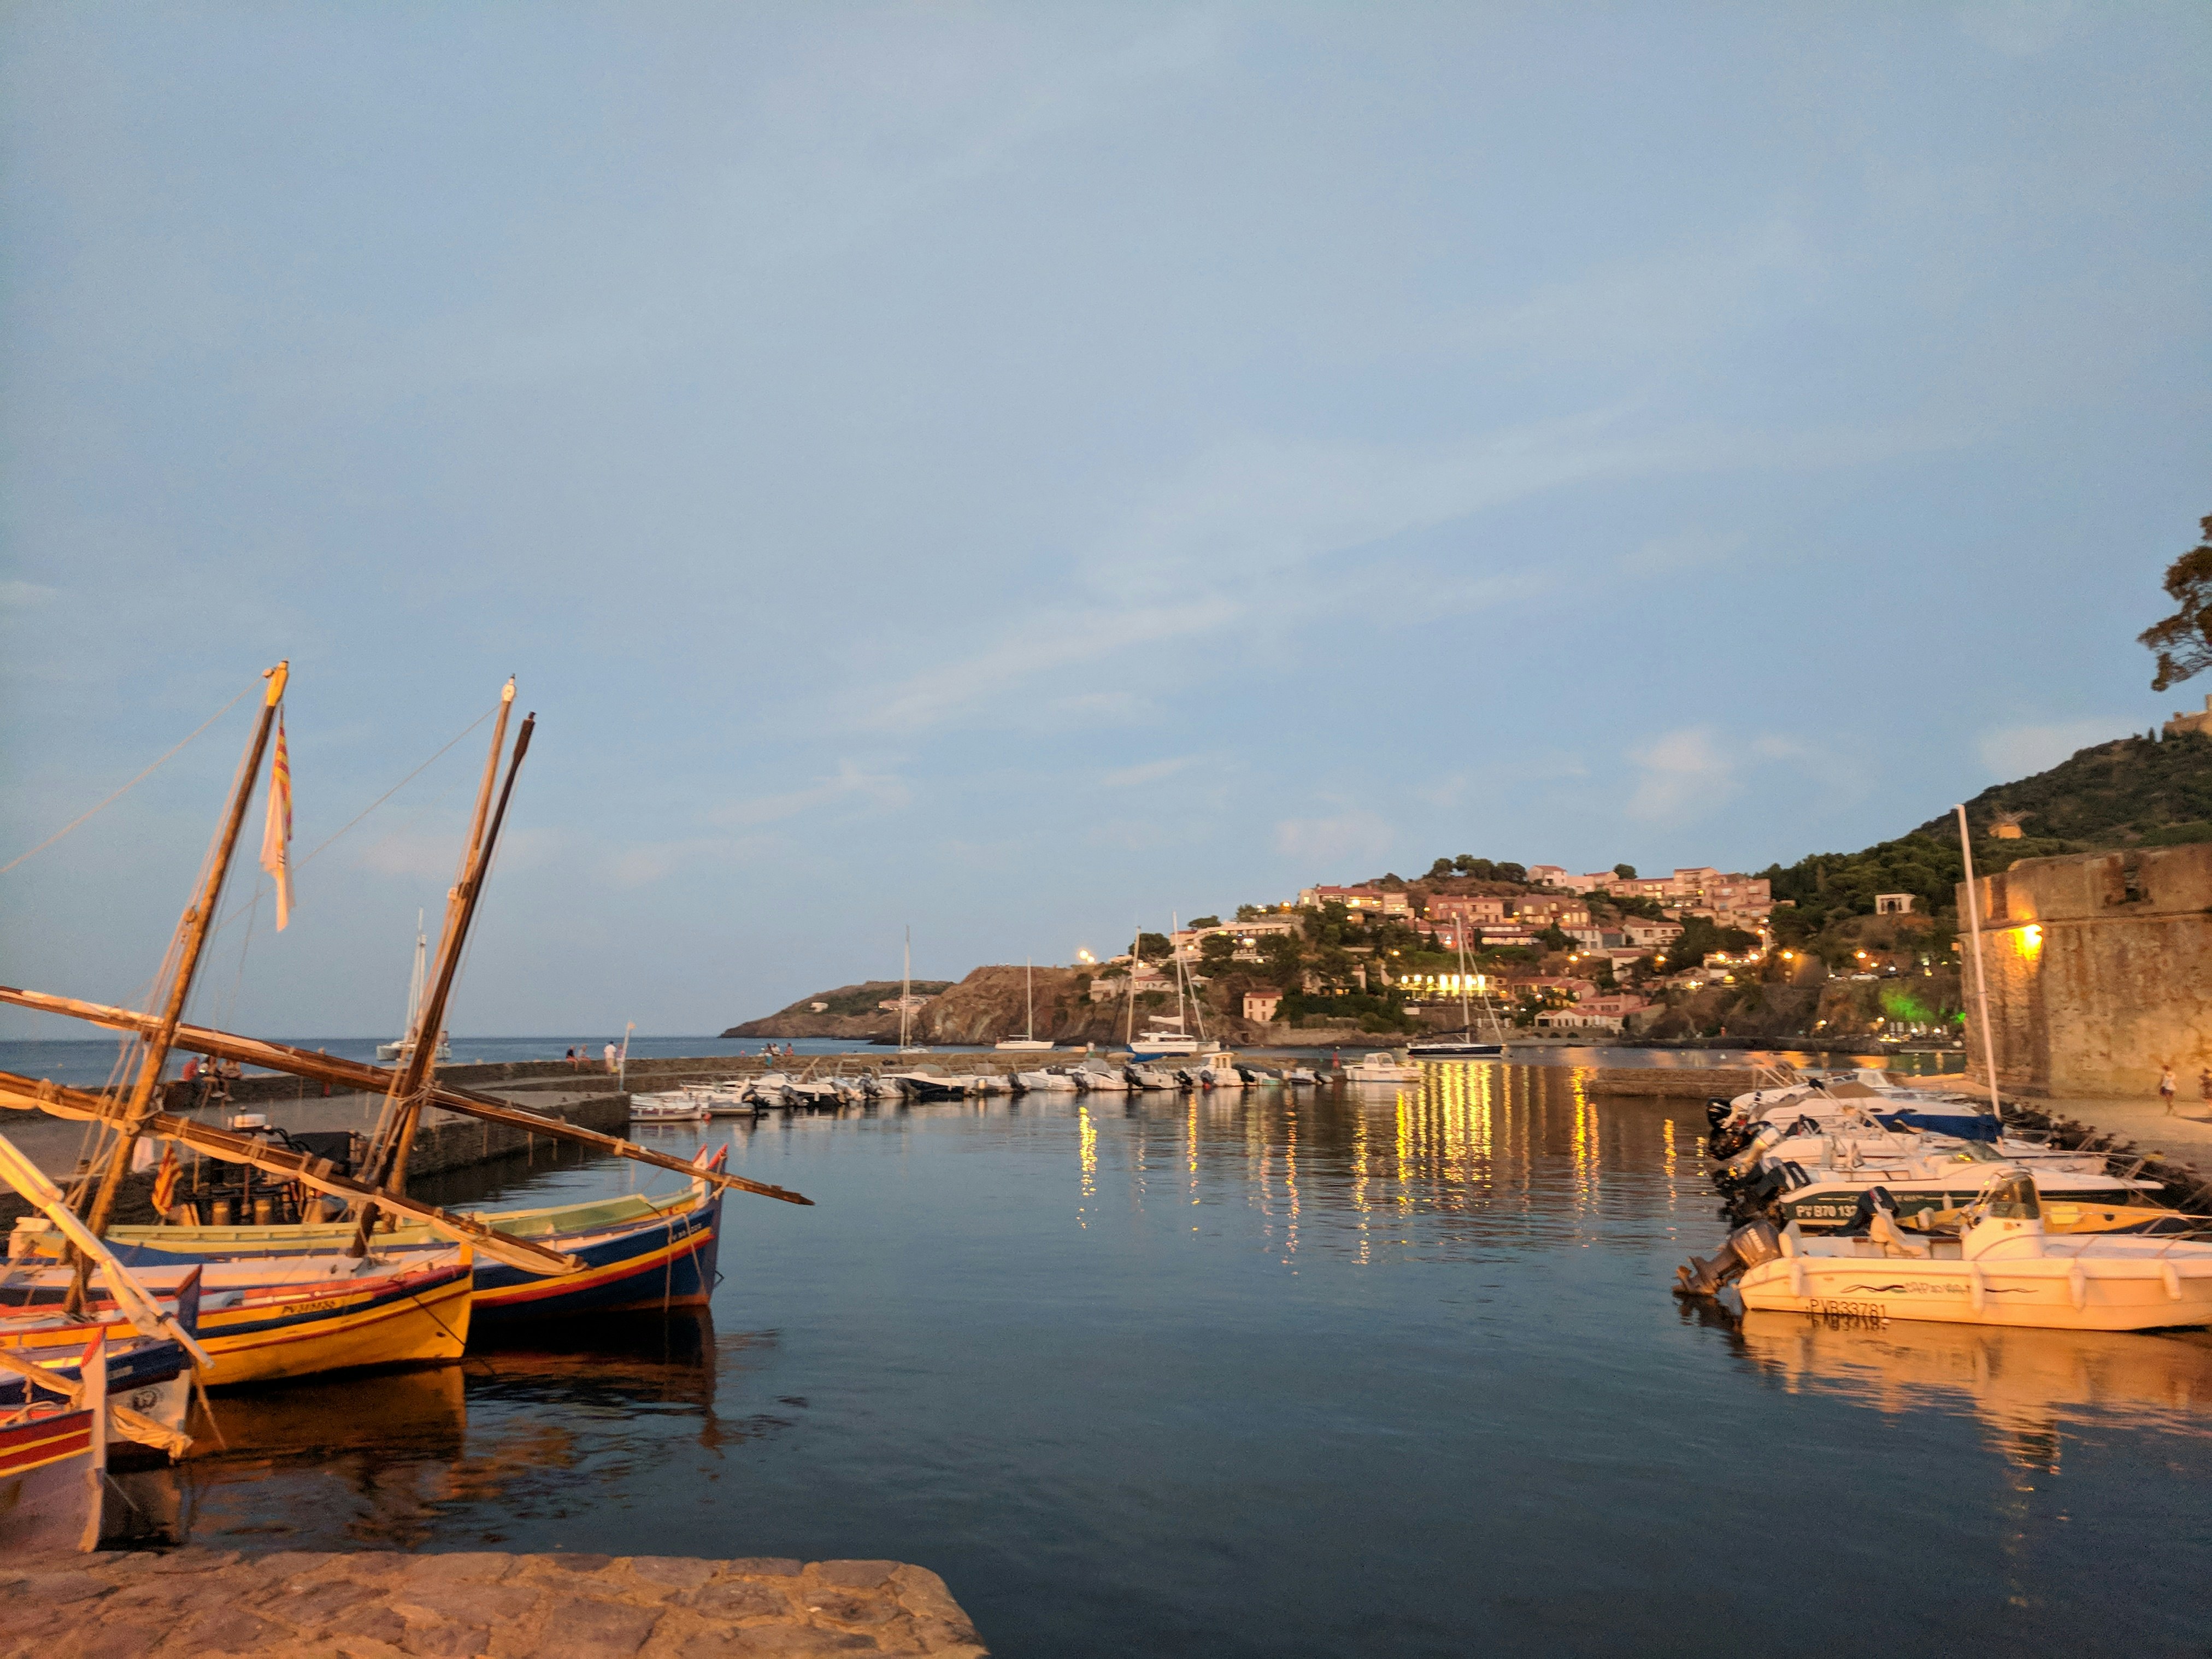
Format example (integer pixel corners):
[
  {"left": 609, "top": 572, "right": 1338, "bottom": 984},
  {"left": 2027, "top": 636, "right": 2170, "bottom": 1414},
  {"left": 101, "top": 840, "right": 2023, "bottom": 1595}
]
[
  {"left": 2160, "top": 1066, "right": 2178, "bottom": 1114},
  {"left": 604, "top": 1041, "right": 617, "bottom": 1073}
]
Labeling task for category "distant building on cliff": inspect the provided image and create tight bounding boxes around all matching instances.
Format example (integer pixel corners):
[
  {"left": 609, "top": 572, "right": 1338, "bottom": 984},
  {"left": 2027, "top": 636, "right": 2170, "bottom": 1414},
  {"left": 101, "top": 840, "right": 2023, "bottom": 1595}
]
[
  {"left": 2164, "top": 695, "right": 2212, "bottom": 738},
  {"left": 1243, "top": 987, "right": 1285, "bottom": 1023}
]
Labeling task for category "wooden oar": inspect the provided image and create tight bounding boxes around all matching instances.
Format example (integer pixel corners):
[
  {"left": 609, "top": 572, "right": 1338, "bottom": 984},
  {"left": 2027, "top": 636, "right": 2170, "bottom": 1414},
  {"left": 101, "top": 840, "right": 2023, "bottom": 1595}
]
[
  {"left": 0, "top": 1073, "right": 579, "bottom": 1275},
  {"left": 0, "top": 985, "right": 813, "bottom": 1207}
]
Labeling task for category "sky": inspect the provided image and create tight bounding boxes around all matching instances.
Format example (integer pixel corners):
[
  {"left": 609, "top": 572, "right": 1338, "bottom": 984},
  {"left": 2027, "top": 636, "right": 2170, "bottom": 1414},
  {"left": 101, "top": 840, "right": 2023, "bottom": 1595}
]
[{"left": 3, "top": 2, "right": 2207, "bottom": 1037}]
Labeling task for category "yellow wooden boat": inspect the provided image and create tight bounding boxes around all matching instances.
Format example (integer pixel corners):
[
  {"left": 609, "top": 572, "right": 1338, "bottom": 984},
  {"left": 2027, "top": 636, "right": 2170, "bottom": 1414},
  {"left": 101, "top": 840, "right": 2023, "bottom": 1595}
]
[{"left": 0, "top": 1251, "right": 473, "bottom": 1387}]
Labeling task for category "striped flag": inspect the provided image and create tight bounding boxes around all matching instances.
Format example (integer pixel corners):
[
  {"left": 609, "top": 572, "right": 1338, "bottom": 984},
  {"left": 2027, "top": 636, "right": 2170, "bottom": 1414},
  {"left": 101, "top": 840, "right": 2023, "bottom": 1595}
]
[
  {"left": 260, "top": 710, "right": 295, "bottom": 929},
  {"left": 151, "top": 1143, "right": 180, "bottom": 1214}
]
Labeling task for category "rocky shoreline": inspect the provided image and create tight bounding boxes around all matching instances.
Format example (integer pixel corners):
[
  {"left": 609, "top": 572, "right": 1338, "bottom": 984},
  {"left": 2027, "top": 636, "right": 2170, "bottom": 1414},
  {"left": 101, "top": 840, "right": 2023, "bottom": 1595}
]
[{"left": 0, "top": 1548, "right": 989, "bottom": 1658}]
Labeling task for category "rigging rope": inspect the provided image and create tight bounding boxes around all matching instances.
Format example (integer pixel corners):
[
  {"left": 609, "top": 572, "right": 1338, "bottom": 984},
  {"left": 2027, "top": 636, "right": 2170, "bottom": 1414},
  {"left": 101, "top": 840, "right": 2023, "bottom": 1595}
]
[{"left": 0, "top": 683, "right": 255, "bottom": 875}]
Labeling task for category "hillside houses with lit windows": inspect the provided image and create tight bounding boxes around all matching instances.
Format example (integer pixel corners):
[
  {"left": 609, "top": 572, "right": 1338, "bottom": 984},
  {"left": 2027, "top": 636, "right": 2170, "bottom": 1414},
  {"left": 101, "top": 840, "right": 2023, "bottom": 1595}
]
[{"left": 1295, "top": 884, "right": 1411, "bottom": 915}]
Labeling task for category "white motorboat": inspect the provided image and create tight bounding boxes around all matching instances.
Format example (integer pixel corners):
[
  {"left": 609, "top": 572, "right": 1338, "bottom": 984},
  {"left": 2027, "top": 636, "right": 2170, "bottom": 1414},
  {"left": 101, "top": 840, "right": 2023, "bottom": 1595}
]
[
  {"left": 1013, "top": 1069, "right": 1078, "bottom": 1093},
  {"left": 1071, "top": 1062, "right": 1129, "bottom": 1093},
  {"left": 1281, "top": 1066, "right": 1320, "bottom": 1086},
  {"left": 1194, "top": 1051, "right": 1245, "bottom": 1090},
  {"left": 744, "top": 1073, "right": 797, "bottom": 1108},
  {"left": 628, "top": 1095, "right": 710, "bottom": 1123},
  {"left": 786, "top": 1079, "right": 842, "bottom": 1109},
  {"left": 861, "top": 1072, "right": 905, "bottom": 1101},
  {"left": 1344, "top": 1050, "right": 1422, "bottom": 1084},
  {"left": 884, "top": 1066, "right": 970, "bottom": 1101},
  {"left": 966, "top": 1070, "right": 1013, "bottom": 1096},
  {"left": 1721, "top": 1174, "right": 2212, "bottom": 1331},
  {"left": 1125, "top": 1063, "right": 1180, "bottom": 1091}
]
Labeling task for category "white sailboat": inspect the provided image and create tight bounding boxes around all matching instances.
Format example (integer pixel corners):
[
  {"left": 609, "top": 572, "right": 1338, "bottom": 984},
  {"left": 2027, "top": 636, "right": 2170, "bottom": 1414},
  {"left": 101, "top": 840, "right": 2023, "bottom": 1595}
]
[
  {"left": 375, "top": 911, "right": 453, "bottom": 1063},
  {"left": 1129, "top": 915, "right": 1203, "bottom": 1058},
  {"left": 995, "top": 959, "right": 1056, "bottom": 1052},
  {"left": 897, "top": 926, "right": 929, "bottom": 1054},
  {"left": 1409, "top": 929, "right": 1507, "bottom": 1058}
]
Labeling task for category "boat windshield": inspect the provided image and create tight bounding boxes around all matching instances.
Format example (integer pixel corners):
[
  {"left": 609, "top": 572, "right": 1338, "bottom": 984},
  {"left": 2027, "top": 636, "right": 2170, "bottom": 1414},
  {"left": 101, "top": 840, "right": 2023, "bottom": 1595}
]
[
  {"left": 1979, "top": 1172, "right": 2040, "bottom": 1221},
  {"left": 1942, "top": 1141, "right": 2005, "bottom": 1163}
]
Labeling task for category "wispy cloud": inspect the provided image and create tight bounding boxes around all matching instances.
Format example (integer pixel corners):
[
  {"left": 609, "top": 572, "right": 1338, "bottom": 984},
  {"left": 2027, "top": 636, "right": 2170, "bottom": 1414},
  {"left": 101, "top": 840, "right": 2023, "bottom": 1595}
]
[
  {"left": 608, "top": 836, "right": 774, "bottom": 888},
  {"left": 1274, "top": 810, "right": 1395, "bottom": 868},
  {"left": 709, "top": 761, "right": 911, "bottom": 828},
  {"left": 1618, "top": 531, "right": 1746, "bottom": 578},
  {"left": 1626, "top": 727, "right": 1737, "bottom": 822},
  {"left": 1099, "top": 754, "right": 1203, "bottom": 789},
  {"left": 1977, "top": 717, "right": 2121, "bottom": 778},
  {"left": 0, "top": 580, "right": 58, "bottom": 608}
]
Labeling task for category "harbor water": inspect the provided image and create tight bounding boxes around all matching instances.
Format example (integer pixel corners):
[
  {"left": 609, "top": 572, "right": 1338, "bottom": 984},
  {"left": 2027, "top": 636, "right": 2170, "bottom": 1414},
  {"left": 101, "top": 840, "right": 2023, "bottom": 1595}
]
[{"left": 98, "top": 1061, "right": 2212, "bottom": 1656}]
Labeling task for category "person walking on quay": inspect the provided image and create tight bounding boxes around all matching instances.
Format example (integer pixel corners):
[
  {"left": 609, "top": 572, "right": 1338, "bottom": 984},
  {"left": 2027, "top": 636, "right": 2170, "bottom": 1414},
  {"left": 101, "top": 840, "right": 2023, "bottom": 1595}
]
[
  {"left": 604, "top": 1041, "right": 617, "bottom": 1073},
  {"left": 2160, "top": 1066, "right": 2178, "bottom": 1114}
]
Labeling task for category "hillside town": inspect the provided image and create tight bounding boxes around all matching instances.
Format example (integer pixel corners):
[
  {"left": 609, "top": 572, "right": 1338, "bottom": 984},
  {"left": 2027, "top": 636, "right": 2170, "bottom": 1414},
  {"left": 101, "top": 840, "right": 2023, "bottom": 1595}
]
[{"left": 1017, "top": 855, "right": 1960, "bottom": 1048}]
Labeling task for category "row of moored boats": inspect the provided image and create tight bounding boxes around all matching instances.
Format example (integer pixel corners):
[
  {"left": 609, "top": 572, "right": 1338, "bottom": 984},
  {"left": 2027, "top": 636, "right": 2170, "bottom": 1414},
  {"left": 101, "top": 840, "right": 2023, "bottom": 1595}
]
[
  {"left": 629, "top": 1055, "right": 1357, "bottom": 1119},
  {"left": 1675, "top": 1069, "right": 2212, "bottom": 1331}
]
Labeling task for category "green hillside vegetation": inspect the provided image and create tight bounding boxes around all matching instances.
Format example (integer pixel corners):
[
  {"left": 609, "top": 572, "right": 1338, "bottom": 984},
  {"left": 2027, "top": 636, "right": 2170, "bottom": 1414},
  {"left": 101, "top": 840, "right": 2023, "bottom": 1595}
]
[
  {"left": 1912, "top": 729, "right": 2212, "bottom": 845},
  {"left": 1758, "top": 729, "right": 2212, "bottom": 940},
  {"left": 802, "top": 980, "right": 952, "bottom": 1018}
]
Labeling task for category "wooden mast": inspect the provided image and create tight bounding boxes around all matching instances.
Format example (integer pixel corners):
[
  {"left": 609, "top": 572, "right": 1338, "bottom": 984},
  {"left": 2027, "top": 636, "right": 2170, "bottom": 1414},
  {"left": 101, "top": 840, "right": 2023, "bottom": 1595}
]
[
  {"left": 0, "top": 986, "right": 814, "bottom": 1205},
  {"left": 81, "top": 662, "right": 287, "bottom": 1245},
  {"left": 386, "top": 710, "right": 531, "bottom": 1190},
  {"left": 360, "top": 679, "right": 511, "bottom": 1185},
  {"left": 355, "top": 692, "right": 529, "bottom": 1251}
]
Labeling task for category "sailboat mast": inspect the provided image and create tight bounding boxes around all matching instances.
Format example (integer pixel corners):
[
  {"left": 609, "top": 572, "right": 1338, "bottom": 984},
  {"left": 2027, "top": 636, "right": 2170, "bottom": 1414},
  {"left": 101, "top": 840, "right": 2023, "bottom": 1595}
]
[
  {"left": 1025, "top": 957, "right": 1033, "bottom": 1043},
  {"left": 1125, "top": 926, "right": 1139, "bottom": 1046},
  {"left": 404, "top": 909, "right": 427, "bottom": 1044},
  {"left": 81, "top": 662, "right": 289, "bottom": 1244},
  {"left": 902, "top": 926, "right": 911, "bottom": 1049},
  {"left": 1458, "top": 926, "right": 1474, "bottom": 1038}
]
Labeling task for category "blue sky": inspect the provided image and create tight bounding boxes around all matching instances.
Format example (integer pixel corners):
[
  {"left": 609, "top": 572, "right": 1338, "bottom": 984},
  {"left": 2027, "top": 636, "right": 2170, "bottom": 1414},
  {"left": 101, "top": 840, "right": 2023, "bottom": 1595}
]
[{"left": 3, "top": 3, "right": 2207, "bottom": 1036}]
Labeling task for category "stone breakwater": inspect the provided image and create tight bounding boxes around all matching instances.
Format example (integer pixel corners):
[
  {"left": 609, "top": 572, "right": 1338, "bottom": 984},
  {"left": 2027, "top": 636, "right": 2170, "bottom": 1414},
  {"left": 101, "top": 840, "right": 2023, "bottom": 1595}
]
[{"left": 0, "top": 1548, "right": 989, "bottom": 1659}]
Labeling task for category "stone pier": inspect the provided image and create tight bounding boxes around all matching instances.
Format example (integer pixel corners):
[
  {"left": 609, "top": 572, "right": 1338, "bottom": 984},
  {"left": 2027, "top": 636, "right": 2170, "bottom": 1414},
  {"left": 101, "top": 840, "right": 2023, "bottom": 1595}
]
[{"left": 0, "top": 1549, "right": 989, "bottom": 1658}]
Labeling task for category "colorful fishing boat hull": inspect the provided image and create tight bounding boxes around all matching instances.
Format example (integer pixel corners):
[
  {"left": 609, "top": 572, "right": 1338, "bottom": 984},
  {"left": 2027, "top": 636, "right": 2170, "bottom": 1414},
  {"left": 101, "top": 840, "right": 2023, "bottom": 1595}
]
[
  {"left": 0, "top": 1404, "right": 95, "bottom": 1552},
  {"left": 470, "top": 1181, "right": 722, "bottom": 1326},
  {"left": 15, "top": 1149, "right": 731, "bottom": 1334},
  {"left": 1, "top": 1258, "right": 473, "bottom": 1387}
]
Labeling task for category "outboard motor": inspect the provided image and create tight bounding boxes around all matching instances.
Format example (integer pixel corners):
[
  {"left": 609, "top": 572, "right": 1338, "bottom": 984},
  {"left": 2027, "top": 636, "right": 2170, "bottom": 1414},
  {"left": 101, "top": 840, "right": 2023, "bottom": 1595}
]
[
  {"left": 1675, "top": 1219, "right": 1783, "bottom": 1298},
  {"left": 1833, "top": 1185, "right": 1900, "bottom": 1238},
  {"left": 1717, "top": 1121, "right": 1784, "bottom": 1181}
]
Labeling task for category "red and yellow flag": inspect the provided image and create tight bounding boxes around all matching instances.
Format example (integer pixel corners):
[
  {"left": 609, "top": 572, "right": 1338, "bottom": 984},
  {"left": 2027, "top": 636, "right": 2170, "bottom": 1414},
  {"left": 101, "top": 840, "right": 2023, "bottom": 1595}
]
[
  {"left": 260, "top": 711, "right": 295, "bottom": 929},
  {"left": 151, "top": 1143, "right": 180, "bottom": 1214}
]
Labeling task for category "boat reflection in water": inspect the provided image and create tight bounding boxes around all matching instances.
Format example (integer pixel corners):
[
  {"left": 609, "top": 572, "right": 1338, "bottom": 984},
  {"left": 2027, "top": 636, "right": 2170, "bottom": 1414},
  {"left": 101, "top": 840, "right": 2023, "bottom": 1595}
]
[
  {"left": 1737, "top": 1310, "right": 2212, "bottom": 1455},
  {"left": 110, "top": 1310, "right": 742, "bottom": 1550}
]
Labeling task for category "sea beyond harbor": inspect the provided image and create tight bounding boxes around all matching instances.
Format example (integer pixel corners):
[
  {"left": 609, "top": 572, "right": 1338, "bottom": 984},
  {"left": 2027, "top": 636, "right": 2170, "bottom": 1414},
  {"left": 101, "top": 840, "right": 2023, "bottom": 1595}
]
[{"left": 51, "top": 1058, "right": 2212, "bottom": 1657}]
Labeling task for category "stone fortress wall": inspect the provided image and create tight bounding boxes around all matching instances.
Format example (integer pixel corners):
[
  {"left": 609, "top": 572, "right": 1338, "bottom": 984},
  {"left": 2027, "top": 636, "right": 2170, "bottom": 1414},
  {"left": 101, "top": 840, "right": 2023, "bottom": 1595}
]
[{"left": 1960, "top": 842, "right": 2212, "bottom": 1098}]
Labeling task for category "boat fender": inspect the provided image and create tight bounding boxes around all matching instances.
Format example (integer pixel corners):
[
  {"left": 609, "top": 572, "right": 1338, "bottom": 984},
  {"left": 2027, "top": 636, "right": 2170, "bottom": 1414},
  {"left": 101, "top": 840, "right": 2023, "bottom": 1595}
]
[
  {"left": 1968, "top": 1265, "right": 1985, "bottom": 1313},
  {"left": 1788, "top": 1258, "right": 1807, "bottom": 1299},
  {"left": 2164, "top": 1261, "right": 2184, "bottom": 1302},
  {"left": 2068, "top": 1261, "right": 2089, "bottom": 1311}
]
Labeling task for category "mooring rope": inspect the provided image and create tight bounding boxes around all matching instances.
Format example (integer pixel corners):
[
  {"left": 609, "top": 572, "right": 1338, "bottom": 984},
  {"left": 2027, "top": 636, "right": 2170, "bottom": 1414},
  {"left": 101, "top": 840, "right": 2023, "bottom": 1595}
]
[{"left": 0, "top": 682, "right": 255, "bottom": 875}]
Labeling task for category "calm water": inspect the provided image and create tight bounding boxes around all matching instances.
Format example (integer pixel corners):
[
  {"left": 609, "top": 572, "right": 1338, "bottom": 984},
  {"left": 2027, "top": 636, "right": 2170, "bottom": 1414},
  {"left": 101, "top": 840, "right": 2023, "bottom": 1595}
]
[{"left": 105, "top": 1064, "right": 2210, "bottom": 1656}]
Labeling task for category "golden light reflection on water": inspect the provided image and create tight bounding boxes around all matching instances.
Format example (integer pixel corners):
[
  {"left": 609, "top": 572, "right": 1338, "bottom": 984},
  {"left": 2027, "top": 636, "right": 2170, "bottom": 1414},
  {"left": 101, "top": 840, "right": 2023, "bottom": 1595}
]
[
  {"left": 1077, "top": 1105, "right": 1097, "bottom": 1227},
  {"left": 1071, "top": 1061, "right": 1675, "bottom": 1260}
]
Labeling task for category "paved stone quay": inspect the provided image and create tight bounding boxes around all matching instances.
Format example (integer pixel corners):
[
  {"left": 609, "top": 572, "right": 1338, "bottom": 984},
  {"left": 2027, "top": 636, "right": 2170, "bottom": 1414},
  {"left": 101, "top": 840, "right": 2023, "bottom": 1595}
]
[{"left": 0, "top": 1549, "right": 989, "bottom": 1659}]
